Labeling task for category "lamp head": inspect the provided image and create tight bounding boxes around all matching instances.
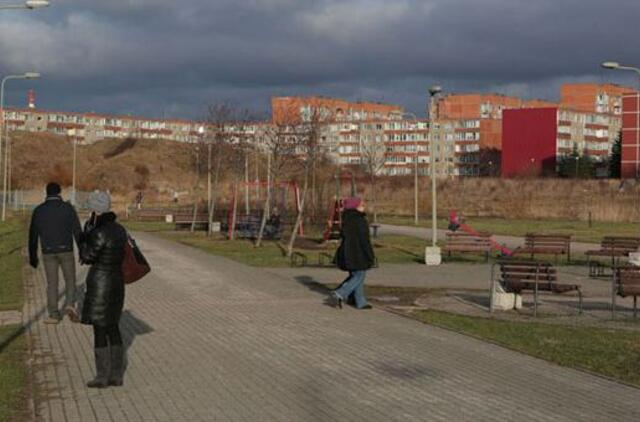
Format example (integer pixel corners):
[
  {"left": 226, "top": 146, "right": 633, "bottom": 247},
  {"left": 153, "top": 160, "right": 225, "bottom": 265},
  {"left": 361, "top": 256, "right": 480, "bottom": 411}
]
[
  {"left": 601, "top": 61, "right": 620, "bottom": 70},
  {"left": 23, "top": 72, "right": 40, "bottom": 79},
  {"left": 428, "top": 85, "right": 443, "bottom": 97},
  {"left": 25, "top": 0, "right": 50, "bottom": 9}
]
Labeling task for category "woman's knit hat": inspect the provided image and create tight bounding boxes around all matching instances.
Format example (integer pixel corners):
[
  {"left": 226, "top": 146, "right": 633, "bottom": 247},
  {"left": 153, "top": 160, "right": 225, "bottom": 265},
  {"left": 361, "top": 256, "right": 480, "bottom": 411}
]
[
  {"left": 343, "top": 197, "right": 362, "bottom": 210},
  {"left": 87, "top": 191, "right": 111, "bottom": 213}
]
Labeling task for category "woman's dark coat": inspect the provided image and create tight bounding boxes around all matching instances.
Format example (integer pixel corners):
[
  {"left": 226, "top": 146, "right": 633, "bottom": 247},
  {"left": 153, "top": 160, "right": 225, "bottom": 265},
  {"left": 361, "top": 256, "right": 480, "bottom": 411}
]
[
  {"left": 80, "top": 212, "right": 127, "bottom": 327},
  {"left": 334, "top": 209, "right": 376, "bottom": 271}
]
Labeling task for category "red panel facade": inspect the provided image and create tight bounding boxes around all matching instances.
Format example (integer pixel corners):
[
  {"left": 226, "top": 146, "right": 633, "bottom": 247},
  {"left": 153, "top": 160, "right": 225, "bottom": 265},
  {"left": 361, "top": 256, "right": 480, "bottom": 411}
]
[
  {"left": 622, "top": 94, "right": 640, "bottom": 179},
  {"left": 502, "top": 108, "right": 558, "bottom": 177}
]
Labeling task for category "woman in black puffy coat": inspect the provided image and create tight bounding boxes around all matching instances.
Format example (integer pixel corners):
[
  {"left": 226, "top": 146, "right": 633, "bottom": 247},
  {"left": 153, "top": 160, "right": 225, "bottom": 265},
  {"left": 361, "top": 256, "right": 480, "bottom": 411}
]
[
  {"left": 329, "top": 197, "right": 376, "bottom": 309},
  {"left": 80, "top": 191, "right": 128, "bottom": 388}
]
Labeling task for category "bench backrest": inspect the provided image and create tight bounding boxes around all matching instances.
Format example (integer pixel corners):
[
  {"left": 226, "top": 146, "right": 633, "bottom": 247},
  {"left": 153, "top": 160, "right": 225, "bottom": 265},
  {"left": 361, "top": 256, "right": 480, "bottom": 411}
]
[
  {"left": 616, "top": 266, "right": 640, "bottom": 296},
  {"left": 600, "top": 237, "right": 640, "bottom": 252},
  {"left": 524, "top": 233, "right": 571, "bottom": 250},
  {"left": 446, "top": 232, "right": 492, "bottom": 248},
  {"left": 499, "top": 260, "right": 557, "bottom": 283},
  {"left": 174, "top": 213, "right": 210, "bottom": 223}
]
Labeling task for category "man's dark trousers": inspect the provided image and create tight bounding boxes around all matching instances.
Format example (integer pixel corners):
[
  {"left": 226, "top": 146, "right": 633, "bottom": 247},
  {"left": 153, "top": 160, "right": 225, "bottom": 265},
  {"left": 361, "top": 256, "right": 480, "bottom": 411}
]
[{"left": 42, "top": 252, "right": 77, "bottom": 319}]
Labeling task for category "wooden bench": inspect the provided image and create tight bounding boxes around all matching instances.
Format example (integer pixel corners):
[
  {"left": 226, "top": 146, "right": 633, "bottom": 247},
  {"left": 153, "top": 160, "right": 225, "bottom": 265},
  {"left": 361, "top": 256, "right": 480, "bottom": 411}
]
[
  {"left": 174, "top": 212, "right": 210, "bottom": 230},
  {"left": 513, "top": 233, "right": 572, "bottom": 262},
  {"left": 442, "top": 231, "right": 492, "bottom": 262},
  {"left": 586, "top": 236, "right": 640, "bottom": 276},
  {"left": 131, "top": 208, "right": 173, "bottom": 222},
  {"left": 612, "top": 265, "right": 640, "bottom": 319},
  {"left": 495, "top": 260, "right": 582, "bottom": 316}
]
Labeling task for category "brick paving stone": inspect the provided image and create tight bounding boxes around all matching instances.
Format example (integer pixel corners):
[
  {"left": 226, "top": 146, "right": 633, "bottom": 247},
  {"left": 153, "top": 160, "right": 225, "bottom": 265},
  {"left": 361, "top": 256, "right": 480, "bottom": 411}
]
[{"left": 23, "top": 231, "right": 640, "bottom": 422}]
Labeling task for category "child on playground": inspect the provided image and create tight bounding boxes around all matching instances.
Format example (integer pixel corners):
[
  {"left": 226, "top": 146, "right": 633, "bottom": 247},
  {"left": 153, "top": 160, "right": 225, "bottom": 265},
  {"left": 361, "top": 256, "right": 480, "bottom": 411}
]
[{"left": 328, "top": 197, "right": 376, "bottom": 310}]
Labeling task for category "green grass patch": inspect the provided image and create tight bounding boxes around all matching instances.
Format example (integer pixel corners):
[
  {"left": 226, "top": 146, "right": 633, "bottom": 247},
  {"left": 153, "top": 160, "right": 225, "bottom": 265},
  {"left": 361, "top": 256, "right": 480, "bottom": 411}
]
[
  {"left": 379, "top": 215, "right": 638, "bottom": 244},
  {"left": 413, "top": 310, "right": 640, "bottom": 386},
  {"left": 0, "top": 325, "right": 28, "bottom": 422},
  {"left": 126, "top": 219, "right": 436, "bottom": 267},
  {"left": 0, "top": 218, "right": 26, "bottom": 311}
]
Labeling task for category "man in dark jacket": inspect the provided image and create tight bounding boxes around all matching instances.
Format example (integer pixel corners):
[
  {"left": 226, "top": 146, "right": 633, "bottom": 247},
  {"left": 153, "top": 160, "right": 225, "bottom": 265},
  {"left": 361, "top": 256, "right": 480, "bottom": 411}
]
[
  {"left": 28, "top": 183, "right": 82, "bottom": 324},
  {"left": 329, "top": 197, "right": 375, "bottom": 310}
]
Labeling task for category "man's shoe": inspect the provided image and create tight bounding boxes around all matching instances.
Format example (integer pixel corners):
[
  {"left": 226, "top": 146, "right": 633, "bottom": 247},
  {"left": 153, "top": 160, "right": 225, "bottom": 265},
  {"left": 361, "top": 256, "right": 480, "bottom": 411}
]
[
  {"left": 64, "top": 306, "right": 80, "bottom": 323},
  {"left": 43, "top": 317, "right": 61, "bottom": 324},
  {"left": 328, "top": 291, "right": 343, "bottom": 309},
  {"left": 358, "top": 304, "right": 373, "bottom": 310},
  {"left": 87, "top": 347, "right": 110, "bottom": 389}
]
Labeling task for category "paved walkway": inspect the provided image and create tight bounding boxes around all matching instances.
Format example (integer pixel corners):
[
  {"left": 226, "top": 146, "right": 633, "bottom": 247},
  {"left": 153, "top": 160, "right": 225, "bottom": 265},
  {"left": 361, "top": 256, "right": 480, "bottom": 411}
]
[{"left": 25, "top": 232, "right": 640, "bottom": 421}]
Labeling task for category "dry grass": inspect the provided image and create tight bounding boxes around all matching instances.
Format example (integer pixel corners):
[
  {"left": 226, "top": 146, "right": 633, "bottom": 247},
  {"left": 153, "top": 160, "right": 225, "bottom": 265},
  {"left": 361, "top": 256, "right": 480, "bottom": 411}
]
[
  {"left": 367, "top": 177, "right": 640, "bottom": 223},
  {"left": 9, "top": 131, "right": 640, "bottom": 223}
]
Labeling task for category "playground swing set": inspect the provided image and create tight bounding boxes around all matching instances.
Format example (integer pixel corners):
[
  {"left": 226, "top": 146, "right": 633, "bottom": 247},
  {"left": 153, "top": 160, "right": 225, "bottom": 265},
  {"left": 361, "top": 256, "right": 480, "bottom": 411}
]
[{"left": 226, "top": 181, "right": 304, "bottom": 240}]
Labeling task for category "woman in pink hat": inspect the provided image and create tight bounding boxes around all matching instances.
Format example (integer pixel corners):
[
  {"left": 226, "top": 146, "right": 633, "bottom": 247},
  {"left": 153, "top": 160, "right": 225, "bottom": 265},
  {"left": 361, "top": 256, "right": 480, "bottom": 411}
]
[{"left": 329, "top": 197, "right": 376, "bottom": 309}]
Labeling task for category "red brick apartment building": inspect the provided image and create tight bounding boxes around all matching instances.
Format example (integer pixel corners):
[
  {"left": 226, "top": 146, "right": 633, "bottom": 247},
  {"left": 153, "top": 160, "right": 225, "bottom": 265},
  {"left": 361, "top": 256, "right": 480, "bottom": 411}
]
[
  {"left": 502, "top": 107, "right": 619, "bottom": 177},
  {"left": 622, "top": 93, "right": 640, "bottom": 178},
  {"left": 430, "top": 94, "right": 557, "bottom": 176}
]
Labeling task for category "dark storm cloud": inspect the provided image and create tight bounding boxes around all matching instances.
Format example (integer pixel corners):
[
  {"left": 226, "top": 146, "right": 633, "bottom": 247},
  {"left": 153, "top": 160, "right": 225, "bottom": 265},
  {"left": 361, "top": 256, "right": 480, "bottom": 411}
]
[{"left": 0, "top": 0, "right": 638, "bottom": 118}]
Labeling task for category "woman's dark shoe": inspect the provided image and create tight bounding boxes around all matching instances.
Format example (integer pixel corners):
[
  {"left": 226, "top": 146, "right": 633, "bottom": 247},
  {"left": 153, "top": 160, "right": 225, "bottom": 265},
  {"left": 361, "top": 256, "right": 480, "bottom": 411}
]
[
  {"left": 328, "top": 291, "right": 343, "bottom": 309},
  {"left": 87, "top": 347, "right": 110, "bottom": 388},
  {"left": 358, "top": 304, "right": 373, "bottom": 310}
]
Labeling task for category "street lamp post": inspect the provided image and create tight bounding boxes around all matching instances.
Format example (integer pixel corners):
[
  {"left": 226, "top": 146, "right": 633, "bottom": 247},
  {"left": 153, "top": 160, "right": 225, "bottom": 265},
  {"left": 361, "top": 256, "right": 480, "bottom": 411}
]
[
  {"left": 66, "top": 128, "right": 78, "bottom": 205},
  {"left": 1, "top": 72, "right": 40, "bottom": 222},
  {"left": 602, "top": 61, "right": 640, "bottom": 179},
  {"left": 0, "top": 0, "right": 50, "bottom": 10},
  {"left": 425, "top": 85, "right": 443, "bottom": 265}
]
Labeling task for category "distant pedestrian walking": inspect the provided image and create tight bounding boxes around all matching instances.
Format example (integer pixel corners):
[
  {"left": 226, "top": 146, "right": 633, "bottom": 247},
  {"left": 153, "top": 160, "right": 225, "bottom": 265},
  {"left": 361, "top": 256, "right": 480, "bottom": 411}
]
[
  {"left": 329, "top": 197, "right": 376, "bottom": 310},
  {"left": 80, "top": 191, "right": 128, "bottom": 388},
  {"left": 28, "top": 182, "right": 82, "bottom": 324}
]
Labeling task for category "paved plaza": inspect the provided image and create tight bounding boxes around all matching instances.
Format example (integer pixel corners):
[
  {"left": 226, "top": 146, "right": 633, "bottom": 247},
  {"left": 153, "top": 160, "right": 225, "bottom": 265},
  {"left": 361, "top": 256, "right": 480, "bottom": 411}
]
[{"left": 24, "top": 232, "right": 640, "bottom": 421}]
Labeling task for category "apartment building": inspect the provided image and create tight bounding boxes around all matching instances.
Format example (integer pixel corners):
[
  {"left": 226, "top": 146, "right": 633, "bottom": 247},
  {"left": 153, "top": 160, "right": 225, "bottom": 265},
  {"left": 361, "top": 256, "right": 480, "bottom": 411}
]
[
  {"left": 271, "top": 96, "right": 404, "bottom": 124},
  {"left": 502, "top": 107, "right": 616, "bottom": 177},
  {"left": 428, "top": 94, "right": 558, "bottom": 176},
  {"left": 560, "top": 83, "right": 629, "bottom": 115},
  {"left": 3, "top": 107, "right": 206, "bottom": 144}
]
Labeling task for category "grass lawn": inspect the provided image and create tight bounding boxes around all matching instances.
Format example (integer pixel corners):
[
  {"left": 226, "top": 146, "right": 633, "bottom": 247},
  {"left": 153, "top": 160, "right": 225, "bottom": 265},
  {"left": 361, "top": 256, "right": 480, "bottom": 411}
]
[
  {"left": 0, "top": 218, "right": 26, "bottom": 311},
  {"left": 413, "top": 310, "right": 640, "bottom": 386},
  {"left": 0, "top": 218, "right": 28, "bottom": 421},
  {"left": 379, "top": 215, "right": 638, "bottom": 244},
  {"left": 124, "top": 221, "right": 438, "bottom": 267},
  {"left": 0, "top": 325, "right": 28, "bottom": 422}
]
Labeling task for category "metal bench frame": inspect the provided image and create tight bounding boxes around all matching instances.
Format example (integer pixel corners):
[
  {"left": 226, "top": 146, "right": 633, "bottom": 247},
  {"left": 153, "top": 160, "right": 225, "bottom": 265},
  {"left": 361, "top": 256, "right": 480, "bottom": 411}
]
[{"left": 490, "top": 260, "right": 582, "bottom": 317}]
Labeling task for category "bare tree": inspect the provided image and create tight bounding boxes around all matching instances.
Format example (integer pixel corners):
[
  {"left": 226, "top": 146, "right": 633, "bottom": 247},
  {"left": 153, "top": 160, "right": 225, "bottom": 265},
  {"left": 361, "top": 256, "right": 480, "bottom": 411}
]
[
  {"left": 254, "top": 118, "right": 296, "bottom": 247},
  {"left": 286, "top": 108, "right": 327, "bottom": 257},
  {"left": 204, "top": 101, "right": 235, "bottom": 235},
  {"left": 359, "top": 125, "right": 388, "bottom": 224},
  {"left": 203, "top": 102, "right": 254, "bottom": 238}
]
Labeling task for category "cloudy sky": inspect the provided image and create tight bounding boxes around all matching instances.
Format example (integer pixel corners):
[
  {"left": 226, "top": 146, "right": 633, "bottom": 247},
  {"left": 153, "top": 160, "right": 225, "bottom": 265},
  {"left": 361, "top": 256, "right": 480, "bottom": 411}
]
[{"left": 0, "top": 0, "right": 638, "bottom": 120}]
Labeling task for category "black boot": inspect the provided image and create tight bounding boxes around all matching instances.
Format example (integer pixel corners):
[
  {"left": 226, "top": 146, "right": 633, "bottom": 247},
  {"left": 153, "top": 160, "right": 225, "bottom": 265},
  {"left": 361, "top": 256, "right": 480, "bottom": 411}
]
[
  {"left": 87, "top": 347, "right": 110, "bottom": 388},
  {"left": 109, "top": 345, "right": 124, "bottom": 387}
]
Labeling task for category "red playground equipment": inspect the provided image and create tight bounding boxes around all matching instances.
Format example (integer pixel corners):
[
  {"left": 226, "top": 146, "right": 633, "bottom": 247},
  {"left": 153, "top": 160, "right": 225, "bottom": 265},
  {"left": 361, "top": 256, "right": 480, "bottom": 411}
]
[
  {"left": 449, "top": 210, "right": 513, "bottom": 256},
  {"left": 323, "top": 198, "right": 345, "bottom": 241}
]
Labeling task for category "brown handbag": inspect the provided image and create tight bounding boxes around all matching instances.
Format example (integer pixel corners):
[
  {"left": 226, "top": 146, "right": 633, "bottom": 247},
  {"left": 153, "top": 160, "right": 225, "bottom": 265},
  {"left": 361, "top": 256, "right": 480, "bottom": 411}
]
[{"left": 122, "top": 235, "right": 150, "bottom": 284}]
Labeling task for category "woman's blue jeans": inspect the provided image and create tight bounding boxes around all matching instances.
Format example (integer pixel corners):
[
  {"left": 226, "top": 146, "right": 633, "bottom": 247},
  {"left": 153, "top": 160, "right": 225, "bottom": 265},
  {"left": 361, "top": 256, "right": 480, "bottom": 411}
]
[{"left": 334, "top": 270, "right": 368, "bottom": 309}]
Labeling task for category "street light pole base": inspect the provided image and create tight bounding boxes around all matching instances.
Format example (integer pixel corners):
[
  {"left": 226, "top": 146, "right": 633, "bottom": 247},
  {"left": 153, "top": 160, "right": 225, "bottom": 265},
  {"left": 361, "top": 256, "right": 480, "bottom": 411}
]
[{"left": 425, "top": 246, "right": 441, "bottom": 266}]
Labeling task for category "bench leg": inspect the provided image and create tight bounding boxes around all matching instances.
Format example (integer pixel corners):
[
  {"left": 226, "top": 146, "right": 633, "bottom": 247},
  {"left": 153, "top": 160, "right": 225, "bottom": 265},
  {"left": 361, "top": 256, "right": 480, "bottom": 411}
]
[
  {"left": 533, "top": 282, "right": 538, "bottom": 318},
  {"left": 611, "top": 274, "right": 617, "bottom": 320},
  {"left": 578, "top": 289, "right": 583, "bottom": 315},
  {"left": 635, "top": 296, "right": 638, "bottom": 319}
]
